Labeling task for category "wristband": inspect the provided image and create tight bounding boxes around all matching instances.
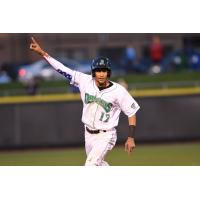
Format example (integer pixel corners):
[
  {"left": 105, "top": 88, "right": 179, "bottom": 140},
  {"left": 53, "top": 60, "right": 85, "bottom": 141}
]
[{"left": 128, "top": 125, "right": 136, "bottom": 138}]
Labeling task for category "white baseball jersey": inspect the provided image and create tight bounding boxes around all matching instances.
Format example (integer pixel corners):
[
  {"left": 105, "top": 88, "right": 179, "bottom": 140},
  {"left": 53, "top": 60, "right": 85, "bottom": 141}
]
[{"left": 44, "top": 55, "right": 140, "bottom": 130}]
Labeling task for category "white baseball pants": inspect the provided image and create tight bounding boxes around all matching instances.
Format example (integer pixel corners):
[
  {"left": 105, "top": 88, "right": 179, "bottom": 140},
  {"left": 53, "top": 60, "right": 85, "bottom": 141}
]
[{"left": 84, "top": 128, "right": 117, "bottom": 166}]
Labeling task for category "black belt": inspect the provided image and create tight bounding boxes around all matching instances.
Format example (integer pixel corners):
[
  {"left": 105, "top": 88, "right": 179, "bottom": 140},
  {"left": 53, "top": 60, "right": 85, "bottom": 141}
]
[{"left": 86, "top": 127, "right": 106, "bottom": 134}]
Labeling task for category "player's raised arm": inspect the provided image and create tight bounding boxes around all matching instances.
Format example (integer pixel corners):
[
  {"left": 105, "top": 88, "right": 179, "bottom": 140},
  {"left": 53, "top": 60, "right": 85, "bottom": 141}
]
[{"left": 30, "top": 37, "right": 75, "bottom": 82}]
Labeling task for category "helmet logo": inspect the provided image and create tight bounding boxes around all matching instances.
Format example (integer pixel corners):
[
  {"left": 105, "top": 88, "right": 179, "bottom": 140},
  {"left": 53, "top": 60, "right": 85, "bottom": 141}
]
[{"left": 100, "top": 59, "right": 105, "bottom": 65}]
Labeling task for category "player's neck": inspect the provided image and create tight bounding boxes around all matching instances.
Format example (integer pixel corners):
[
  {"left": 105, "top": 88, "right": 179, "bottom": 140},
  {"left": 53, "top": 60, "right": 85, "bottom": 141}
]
[{"left": 95, "top": 79, "right": 109, "bottom": 88}]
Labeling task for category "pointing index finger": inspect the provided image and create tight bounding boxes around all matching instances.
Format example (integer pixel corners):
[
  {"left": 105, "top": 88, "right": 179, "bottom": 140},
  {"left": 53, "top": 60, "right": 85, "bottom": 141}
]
[{"left": 31, "top": 37, "right": 37, "bottom": 44}]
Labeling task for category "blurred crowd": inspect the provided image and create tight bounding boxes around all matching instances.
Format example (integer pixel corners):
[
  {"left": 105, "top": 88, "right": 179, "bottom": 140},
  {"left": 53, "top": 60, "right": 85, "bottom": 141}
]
[
  {"left": 120, "top": 35, "right": 200, "bottom": 75},
  {"left": 1, "top": 35, "right": 200, "bottom": 87}
]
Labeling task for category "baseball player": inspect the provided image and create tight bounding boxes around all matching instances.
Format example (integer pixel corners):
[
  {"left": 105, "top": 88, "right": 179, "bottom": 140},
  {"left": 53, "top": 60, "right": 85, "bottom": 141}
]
[{"left": 30, "top": 37, "right": 140, "bottom": 166}]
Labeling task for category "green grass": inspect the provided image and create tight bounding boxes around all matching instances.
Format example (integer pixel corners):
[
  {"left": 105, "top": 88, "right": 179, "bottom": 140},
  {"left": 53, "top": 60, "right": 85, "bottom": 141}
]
[
  {"left": 112, "top": 70, "right": 200, "bottom": 83},
  {"left": 1, "top": 70, "right": 200, "bottom": 96},
  {"left": 0, "top": 142, "right": 200, "bottom": 166},
  {"left": 107, "top": 142, "right": 200, "bottom": 166}
]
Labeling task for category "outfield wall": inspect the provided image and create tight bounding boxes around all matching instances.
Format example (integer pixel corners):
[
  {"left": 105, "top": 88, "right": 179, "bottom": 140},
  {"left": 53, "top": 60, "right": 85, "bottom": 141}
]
[{"left": 0, "top": 94, "right": 200, "bottom": 148}]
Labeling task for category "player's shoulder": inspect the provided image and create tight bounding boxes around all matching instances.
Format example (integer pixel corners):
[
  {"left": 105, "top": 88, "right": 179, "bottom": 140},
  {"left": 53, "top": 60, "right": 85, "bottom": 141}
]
[{"left": 112, "top": 81, "right": 128, "bottom": 92}]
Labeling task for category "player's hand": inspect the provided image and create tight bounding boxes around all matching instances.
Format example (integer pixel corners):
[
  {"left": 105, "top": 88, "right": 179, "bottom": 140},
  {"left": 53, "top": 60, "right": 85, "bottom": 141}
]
[
  {"left": 125, "top": 137, "right": 136, "bottom": 154},
  {"left": 30, "top": 37, "right": 47, "bottom": 56}
]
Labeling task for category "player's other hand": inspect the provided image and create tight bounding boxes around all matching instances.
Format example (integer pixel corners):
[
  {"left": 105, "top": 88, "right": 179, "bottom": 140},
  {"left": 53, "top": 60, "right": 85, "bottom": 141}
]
[
  {"left": 125, "top": 137, "right": 136, "bottom": 154},
  {"left": 30, "top": 37, "right": 46, "bottom": 56}
]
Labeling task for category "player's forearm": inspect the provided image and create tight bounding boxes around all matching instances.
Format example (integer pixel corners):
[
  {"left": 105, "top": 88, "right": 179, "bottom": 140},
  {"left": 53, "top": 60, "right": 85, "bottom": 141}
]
[
  {"left": 38, "top": 49, "right": 48, "bottom": 57},
  {"left": 43, "top": 54, "right": 74, "bottom": 80},
  {"left": 128, "top": 115, "right": 136, "bottom": 138},
  {"left": 128, "top": 115, "right": 136, "bottom": 126}
]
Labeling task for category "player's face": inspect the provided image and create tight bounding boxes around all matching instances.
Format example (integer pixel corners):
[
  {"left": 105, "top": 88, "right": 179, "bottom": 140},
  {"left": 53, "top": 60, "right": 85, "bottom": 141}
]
[{"left": 94, "top": 68, "right": 109, "bottom": 87}]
